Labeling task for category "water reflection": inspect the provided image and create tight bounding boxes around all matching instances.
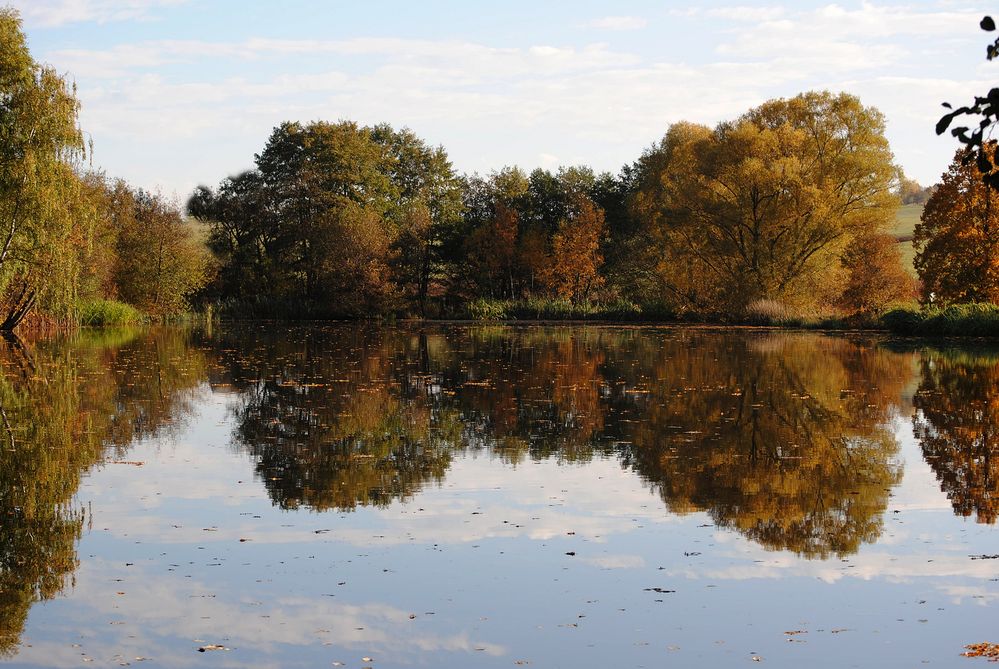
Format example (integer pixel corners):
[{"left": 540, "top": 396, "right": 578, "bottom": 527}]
[
  {"left": 914, "top": 347, "right": 999, "bottom": 523},
  {"left": 212, "top": 326, "right": 913, "bottom": 558},
  {"left": 0, "top": 329, "right": 206, "bottom": 655}
]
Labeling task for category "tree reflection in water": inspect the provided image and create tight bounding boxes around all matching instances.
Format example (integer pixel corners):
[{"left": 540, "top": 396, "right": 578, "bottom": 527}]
[
  {"left": 914, "top": 348, "right": 999, "bottom": 524},
  {"left": 215, "top": 326, "right": 914, "bottom": 559},
  {"left": 15, "top": 324, "right": 999, "bottom": 657},
  {"left": 0, "top": 328, "right": 207, "bottom": 655}
]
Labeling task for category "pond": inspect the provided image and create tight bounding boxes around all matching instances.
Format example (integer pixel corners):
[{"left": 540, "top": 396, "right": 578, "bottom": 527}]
[{"left": 0, "top": 324, "right": 996, "bottom": 668}]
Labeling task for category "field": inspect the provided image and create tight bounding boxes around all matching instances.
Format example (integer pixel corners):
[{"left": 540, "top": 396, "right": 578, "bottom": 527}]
[{"left": 893, "top": 203, "right": 922, "bottom": 275}]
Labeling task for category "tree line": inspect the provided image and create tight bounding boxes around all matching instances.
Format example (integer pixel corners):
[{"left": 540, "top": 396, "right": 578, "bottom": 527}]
[{"left": 189, "top": 90, "right": 920, "bottom": 321}]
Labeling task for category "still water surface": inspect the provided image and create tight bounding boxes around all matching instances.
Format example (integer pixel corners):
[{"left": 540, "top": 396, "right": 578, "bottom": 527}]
[{"left": 0, "top": 324, "right": 996, "bottom": 668}]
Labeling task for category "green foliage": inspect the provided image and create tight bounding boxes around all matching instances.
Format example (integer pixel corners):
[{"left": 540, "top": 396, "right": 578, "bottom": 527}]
[
  {"left": 463, "top": 297, "right": 510, "bottom": 321},
  {"left": 881, "top": 303, "right": 999, "bottom": 336},
  {"left": 114, "top": 189, "right": 210, "bottom": 317},
  {"left": 0, "top": 8, "right": 86, "bottom": 329},
  {"left": 76, "top": 299, "right": 146, "bottom": 326}
]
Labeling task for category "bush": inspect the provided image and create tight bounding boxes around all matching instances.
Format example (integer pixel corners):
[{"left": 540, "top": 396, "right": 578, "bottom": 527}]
[
  {"left": 77, "top": 299, "right": 147, "bottom": 326},
  {"left": 880, "top": 305, "right": 925, "bottom": 335}
]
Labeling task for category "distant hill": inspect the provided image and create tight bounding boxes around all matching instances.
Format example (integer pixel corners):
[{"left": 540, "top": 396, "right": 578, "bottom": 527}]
[{"left": 892, "top": 203, "right": 922, "bottom": 276}]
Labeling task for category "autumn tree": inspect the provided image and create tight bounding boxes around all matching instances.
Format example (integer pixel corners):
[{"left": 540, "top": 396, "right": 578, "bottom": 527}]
[
  {"left": 898, "top": 177, "right": 933, "bottom": 205},
  {"left": 113, "top": 189, "right": 210, "bottom": 316},
  {"left": 461, "top": 168, "right": 528, "bottom": 298},
  {"left": 191, "top": 121, "right": 466, "bottom": 316},
  {"left": 838, "top": 232, "right": 916, "bottom": 312},
  {"left": 914, "top": 147, "right": 999, "bottom": 304},
  {"left": 631, "top": 92, "right": 900, "bottom": 314},
  {"left": 544, "top": 193, "right": 606, "bottom": 301}
]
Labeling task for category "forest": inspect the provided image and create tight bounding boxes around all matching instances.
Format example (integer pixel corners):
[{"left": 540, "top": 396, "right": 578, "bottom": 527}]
[{"left": 1, "top": 7, "right": 994, "bottom": 331}]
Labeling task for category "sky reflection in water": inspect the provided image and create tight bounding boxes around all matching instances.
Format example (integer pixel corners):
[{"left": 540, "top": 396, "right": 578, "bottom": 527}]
[{"left": 0, "top": 324, "right": 996, "bottom": 668}]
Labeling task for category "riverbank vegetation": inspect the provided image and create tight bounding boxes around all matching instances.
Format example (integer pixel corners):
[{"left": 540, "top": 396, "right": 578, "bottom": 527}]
[
  {"left": 3, "top": 5, "right": 999, "bottom": 334},
  {"left": 189, "top": 92, "right": 920, "bottom": 324}
]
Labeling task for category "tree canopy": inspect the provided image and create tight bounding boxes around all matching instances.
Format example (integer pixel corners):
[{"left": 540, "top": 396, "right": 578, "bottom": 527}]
[
  {"left": 629, "top": 92, "right": 901, "bottom": 314},
  {"left": 915, "top": 147, "right": 999, "bottom": 304}
]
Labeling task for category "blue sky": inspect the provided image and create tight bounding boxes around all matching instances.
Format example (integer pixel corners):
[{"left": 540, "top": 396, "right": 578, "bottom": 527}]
[{"left": 8, "top": 0, "right": 995, "bottom": 198}]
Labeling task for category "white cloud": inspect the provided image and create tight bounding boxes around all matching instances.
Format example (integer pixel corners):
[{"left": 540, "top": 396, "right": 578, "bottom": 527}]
[
  {"left": 585, "top": 15, "right": 648, "bottom": 31},
  {"left": 22, "top": 2, "right": 997, "bottom": 192},
  {"left": 9, "top": 0, "right": 188, "bottom": 27},
  {"left": 704, "top": 6, "right": 786, "bottom": 22}
]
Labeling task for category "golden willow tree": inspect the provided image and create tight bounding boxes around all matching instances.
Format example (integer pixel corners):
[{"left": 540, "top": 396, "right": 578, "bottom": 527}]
[
  {"left": 630, "top": 92, "right": 902, "bottom": 314},
  {"left": 0, "top": 9, "right": 88, "bottom": 330},
  {"left": 914, "top": 147, "right": 999, "bottom": 304}
]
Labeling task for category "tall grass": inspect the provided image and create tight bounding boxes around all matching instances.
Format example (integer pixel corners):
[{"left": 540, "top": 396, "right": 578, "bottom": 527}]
[
  {"left": 881, "top": 303, "right": 999, "bottom": 336},
  {"left": 459, "top": 297, "right": 644, "bottom": 321},
  {"left": 77, "top": 299, "right": 147, "bottom": 326}
]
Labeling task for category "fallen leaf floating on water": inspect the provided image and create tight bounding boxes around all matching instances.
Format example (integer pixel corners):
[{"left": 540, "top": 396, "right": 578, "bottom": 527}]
[
  {"left": 197, "top": 645, "right": 229, "bottom": 652},
  {"left": 962, "top": 642, "right": 999, "bottom": 660}
]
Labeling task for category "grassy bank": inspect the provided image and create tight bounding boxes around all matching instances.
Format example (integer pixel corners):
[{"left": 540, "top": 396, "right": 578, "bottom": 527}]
[{"left": 880, "top": 303, "right": 999, "bottom": 336}]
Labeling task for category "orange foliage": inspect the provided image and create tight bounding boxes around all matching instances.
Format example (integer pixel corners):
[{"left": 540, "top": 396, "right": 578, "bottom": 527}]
[
  {"left": 544, "top": 194, "right": 606, "bottom": 301},
  {"left": 915, "top": 147, "right": 999, "bottom": 304}
]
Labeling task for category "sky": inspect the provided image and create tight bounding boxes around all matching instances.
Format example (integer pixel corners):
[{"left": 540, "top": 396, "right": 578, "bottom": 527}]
[{"left": 7, "top": 0, "right": 997, "bottom": 199}]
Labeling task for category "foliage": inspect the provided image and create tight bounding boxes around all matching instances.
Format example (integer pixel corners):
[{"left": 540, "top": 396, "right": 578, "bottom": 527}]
[
  {"left": 0, "top": 8, "right": 85, "bottom": 329},
  {"left": 936, "top": 15, "right": 999, "bottom": 189},
  {"left": 114, "top": 189, "right": 210, "bottom": 316},
  {"left": 880, "top": 303, "right": 999, "bottom": 336},
  {"left": 898, "top": 177, "right": 933, "bottom": 205},
  {"left": 190, "top": 121, "right": 464, "bottom": 317},
  {"left": 543, "top": 193, "right": 606, "bottom": 302},
  {"left": 838, "top": 233, "right": 917, "bottom": 313},
  {"left": 915, "top": 147, "right": 999, "bottom": 304},
  {"left": 629, "top": 92, "right": 900, "bottom": 314}
]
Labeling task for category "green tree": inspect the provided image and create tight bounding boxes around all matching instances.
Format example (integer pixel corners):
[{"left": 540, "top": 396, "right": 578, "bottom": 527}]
[
  {"left": 0, "top": 8, "right": 86, "bottom": 329},
  {"left": 114, "top": 189, "right": 210, "bottom": 316},
  {"left": 373, "top": 125, "right": 464, "bottom": 315}
]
